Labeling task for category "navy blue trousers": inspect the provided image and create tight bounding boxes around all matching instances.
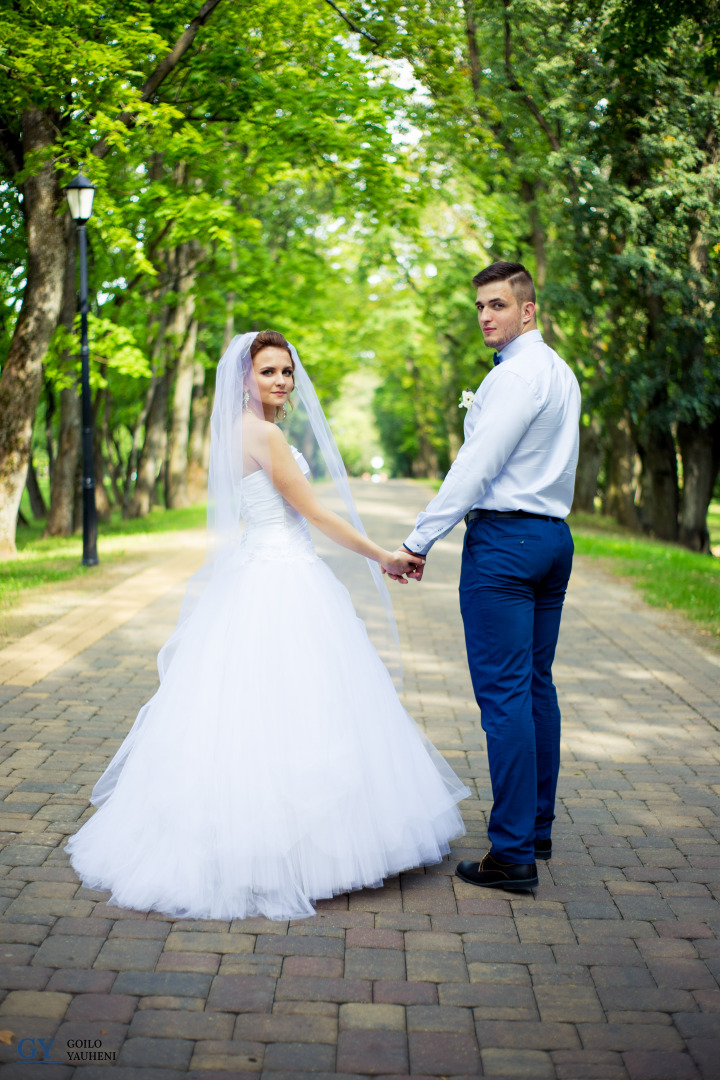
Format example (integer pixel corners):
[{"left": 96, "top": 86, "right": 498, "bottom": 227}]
[{"left": 459, "top": 515, "right": 574, "bottom": 864}]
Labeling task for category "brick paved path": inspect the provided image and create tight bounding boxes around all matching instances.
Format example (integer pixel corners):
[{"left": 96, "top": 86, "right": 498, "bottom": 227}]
[{"left": 0, "top": 480, "right": 719, "bottom": 1079}]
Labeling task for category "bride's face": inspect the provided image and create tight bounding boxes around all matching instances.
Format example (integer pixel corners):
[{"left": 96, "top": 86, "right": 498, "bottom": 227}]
[{"left": 250, "top": 347, "right": 295, "bottom": 420}]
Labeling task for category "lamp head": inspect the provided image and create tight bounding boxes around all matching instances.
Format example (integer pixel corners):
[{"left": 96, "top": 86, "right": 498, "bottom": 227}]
[{"left": 64, "top": 172, "right": 96, "bottom": 223}]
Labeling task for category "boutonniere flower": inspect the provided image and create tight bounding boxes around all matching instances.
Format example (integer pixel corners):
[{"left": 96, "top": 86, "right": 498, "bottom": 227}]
[{"left": 459, "top": 389, "right": 475, "bottom": 410}]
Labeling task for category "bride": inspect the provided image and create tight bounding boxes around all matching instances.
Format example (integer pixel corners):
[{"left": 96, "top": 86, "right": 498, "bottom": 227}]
[{"left": 66, "top": 330, "right": 469, "bottom": 921}]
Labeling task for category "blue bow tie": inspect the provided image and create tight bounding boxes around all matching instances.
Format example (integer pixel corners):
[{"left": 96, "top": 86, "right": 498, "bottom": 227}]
[{"left": 493, "top": 352, "right": 501, "bottom": 366}]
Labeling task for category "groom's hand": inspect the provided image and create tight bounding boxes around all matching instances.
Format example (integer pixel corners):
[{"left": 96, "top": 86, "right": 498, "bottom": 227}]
[
  {"left": 401, "top": 545, "right": 426, "bottom": 581},
  {"left": 381, "top": 548, "right": 426, "bottom": 583}
]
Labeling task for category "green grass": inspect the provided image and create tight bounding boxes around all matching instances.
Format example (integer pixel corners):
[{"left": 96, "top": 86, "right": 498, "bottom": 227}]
[
  {"left": 1, "top": 502, "right": 207, "bottom": 613},
  {"left": 569, "top": 508, "right": 720, "bottom": 643}
]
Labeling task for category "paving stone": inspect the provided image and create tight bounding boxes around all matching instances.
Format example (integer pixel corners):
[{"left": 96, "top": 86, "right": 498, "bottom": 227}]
[
  {"left": 404, "top": 950, "right": 469, "bottom": 983},
  {"left": 110, "top": 920, "right": 171, "bottom": 939},
  {"left": 206, "top": 974, "right": 275, "bottom": 1012},
  {"left": 481, "top": 1047, "right": 554, "bottom": 1077},
  {"left": 468, "top": 961, "right": 531, "bottom": 984},
  {"left": 406, "top": 1004, "right": 474, "bottom": 1033},
  {"left": 283, "top": 955, "right": 343, "bottom": 977},
  {"left": 274, "top": 976, "right": 371, "bottom": 1004},
  {"left": 336, "top": 1030, "right": 408, "bottom": 1074},
  {"left": 344, "top": 948, "right": 405, "bottom": 980},
  {"left": 234, "top": 1013, "right": 337, "bottom": 1043},
  {"left": 408, "top": 1031, "right": 481, "bottom": 1074},
  {"left": 475, "top": 1018, "right": 580, "bottom": 1049},
  {"left": 94, "top": 937, "right": 163, "bottom": 971},
  {"left": 51, "top": 916, "right": 111, "bottom": 937},
  {"left": 553, "top": 1049, "right": 627, "bottom": 1080},
  {"left": 598, "top": 987, "right": 695, "bottom": 1013},
  {"left": 404, "top": 930, "right": 463, "bottom": 952},
  {"left": 0, "top": 964, "right": 52, "bottom": 989},
  {"left": 188, "top": 1039, "right": 264, "bottom": 1071},
  {"left": 262, "top": 1041, "right": 336, "bottom": 1072},
  {"left": 46, "top": 968, "right": 116, "bottom": 993},
  {"left": 622, "top": 1050, "right": 699, "bottom": 1079},
  {"left": 65, "top": 992, "right": 137, "bottom": 1021},
  {"left": 273, "top": 1000, "right": 338, "bottom": 1018},
  {"left": 0, "top": 989, "right": 70, "bottom": 1018},
  {"left": 255, "top": 935, "right": 342, "bottom": 958},
  {"left": 156, "top": 950, "right": 220, "bottom": 975},
  {"left": 674, "top": 1012, "right": 720, "bottom": 1039},
  {"left": 163, "top": 930, "right": 255, "bottom": 955},
  {"left": 112, "top": 971, "right": 212, "bottom": 998},
  {"left": 345, "top": 929, "right": 403, "bottom": 950},
  {"left": 577, "top": 1022, "right": 684, "bottom": 1051},
  {"left": 339, "top": 1003, "right": 405, "bottom": 1031},
  {"left": 129, "top": 1007, "right": 234, "bottom": 1040},
  {"left": 32, "top": 934, "right": 103, "bottom": 969},
  {"left": 373, "top": 980, "right": 438, "bottom": 1005},
  {"left": 647, "top": 959, "right": 717, "bottom": 990},
  {"left": 118, "top": 1036, "right": 193, "bottom": 1068}
]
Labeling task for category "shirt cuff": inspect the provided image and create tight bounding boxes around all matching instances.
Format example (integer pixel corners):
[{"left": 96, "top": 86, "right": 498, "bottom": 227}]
[{"left": 403, "top": 535, "right": 431, "bottom": 558}]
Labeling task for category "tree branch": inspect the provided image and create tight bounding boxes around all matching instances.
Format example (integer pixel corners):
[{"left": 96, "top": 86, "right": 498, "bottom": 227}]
[
  {"left": 322, "top": 0, "right": 380, "bottom": 45},
  {"left": 92, "top": 0, "right": 225, "bottom": 159},
  {"left": 502, "top": 0, "right": 561, "bottom": 154}
]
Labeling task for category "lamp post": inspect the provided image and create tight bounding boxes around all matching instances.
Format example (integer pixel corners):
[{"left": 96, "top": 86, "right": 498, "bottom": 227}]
[{"left": 64, "top": 172, "right": 98, "bottom": 567}]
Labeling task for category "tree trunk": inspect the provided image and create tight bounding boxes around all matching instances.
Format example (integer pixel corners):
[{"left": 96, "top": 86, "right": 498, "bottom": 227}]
[
  {"left": 128, "top": 371, "right": 170, "bottom": 517},
  {"left": 45, "top": 229, "right": 81, "bottom": 537},
  {"left": 572, "top": 416, "right": 603, "bottom": 513},
  {"left": 44, "top": 388, "right": 81, "bottom": 536},
  {"left": 93, "top": 389, "right": 113, "bottom": 522},
  {"left": 25, "top": 457, "right": 47, "bottom": 519},
  {"left": 636, "top": 424, "right": 679, "bottom": 541},
  {"left": 603, "top": 412, "right": 641, "bottom": 529},
  {"left": 165, "top": 316, "right": 197, "bottom": 508},
  {"left": 187, "top": 360, "right": 210, "bottom": 498},
  {"left": 0, "top": 109, "right": 67, "bottom": 557},
  {"left": 678, "top": 419, "right": 720, "bottom": 553}
]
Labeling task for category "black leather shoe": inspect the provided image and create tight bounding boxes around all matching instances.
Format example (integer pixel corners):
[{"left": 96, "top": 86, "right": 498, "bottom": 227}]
[
  {"left": 534, "top": 838, "right": 552, "bottom": 861},
  {"left": 456, "top": 852, "right": 539, "bottom": 891}
]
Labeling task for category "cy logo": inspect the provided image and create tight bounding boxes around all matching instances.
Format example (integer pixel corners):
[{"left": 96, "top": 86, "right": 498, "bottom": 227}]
[{"left": 17, "top": 1037, "right": 64, "bottom": 1063}]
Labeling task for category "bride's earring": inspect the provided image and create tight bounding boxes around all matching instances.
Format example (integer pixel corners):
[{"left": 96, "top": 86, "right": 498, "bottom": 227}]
[
  {"left": 281, "top": 403, "right": 287, "bottom": 421},
  {"left": 243, "top": 389, "right": 250, "bottom": 411}
]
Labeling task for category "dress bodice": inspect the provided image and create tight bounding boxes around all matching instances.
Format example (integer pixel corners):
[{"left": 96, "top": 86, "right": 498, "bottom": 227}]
[{"left": 238, "top": 447, "right": 315, "bottom": 562}]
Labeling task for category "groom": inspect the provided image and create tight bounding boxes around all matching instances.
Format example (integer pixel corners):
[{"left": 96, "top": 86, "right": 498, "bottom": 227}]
[{"left": 396, "top": 261, "right": 580, "bottom": 890}]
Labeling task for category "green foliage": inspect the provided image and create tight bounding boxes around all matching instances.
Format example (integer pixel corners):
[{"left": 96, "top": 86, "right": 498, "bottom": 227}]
[{"left": 571, "top": 512, "right": 720, "bottom": 641}]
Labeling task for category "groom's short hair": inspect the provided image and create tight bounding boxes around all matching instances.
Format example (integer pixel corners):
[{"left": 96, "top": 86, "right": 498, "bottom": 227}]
[{"left": 472, "top": 261, "right": 536, "bottom": 305}]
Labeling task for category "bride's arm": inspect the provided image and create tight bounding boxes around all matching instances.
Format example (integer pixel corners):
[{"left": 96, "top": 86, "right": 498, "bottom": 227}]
[{"left": 249, "top": 424, "right": 423, "bottom": 579}]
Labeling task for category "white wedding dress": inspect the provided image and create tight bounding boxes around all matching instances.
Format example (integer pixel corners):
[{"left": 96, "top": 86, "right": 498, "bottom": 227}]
[{"left": 66, "top": 449, "right": 469, "bottom": 921}]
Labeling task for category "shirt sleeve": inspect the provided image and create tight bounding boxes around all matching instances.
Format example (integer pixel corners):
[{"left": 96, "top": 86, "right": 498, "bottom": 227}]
[{"left": 404, "top": 370, "right": 540, "bottom": 555}]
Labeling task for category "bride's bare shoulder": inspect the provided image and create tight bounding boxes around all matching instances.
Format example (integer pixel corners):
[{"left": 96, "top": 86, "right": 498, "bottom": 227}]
[{"left": 239, "top": 415, "right": 289, "bottom": 464}]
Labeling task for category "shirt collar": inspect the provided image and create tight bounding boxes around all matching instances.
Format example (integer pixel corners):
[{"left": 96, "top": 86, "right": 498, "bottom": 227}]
[{"left": 494, "top": 328, "right": 543, "bottom": 365}]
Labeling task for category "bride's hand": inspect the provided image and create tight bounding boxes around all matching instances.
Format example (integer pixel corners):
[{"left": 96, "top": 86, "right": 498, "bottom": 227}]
[{"left": 380, "top": 549, "right": 426, "bottom": 583}]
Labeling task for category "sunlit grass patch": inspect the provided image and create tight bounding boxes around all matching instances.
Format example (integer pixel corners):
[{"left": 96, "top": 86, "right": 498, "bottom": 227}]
[
  {"left": 570, "top": 506, "right": 720, "bottom": 644},
  {"left": 1, "top": 503, "right": 207, "bottom": 612}
]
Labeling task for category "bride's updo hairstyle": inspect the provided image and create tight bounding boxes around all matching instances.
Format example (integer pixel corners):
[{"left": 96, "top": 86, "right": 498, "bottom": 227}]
[{"left": 245, "top": 329, "right": 296, "bottom": 420}]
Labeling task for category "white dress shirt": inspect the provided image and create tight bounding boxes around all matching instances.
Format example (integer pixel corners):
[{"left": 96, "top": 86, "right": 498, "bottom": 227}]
[{"left": 404, "top": 329, "right": 581, "bottom": 556}]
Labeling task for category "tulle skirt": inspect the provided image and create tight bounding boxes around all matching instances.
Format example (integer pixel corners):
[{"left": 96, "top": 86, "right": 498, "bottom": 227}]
[{"left": 66, "top": 551, "right": 469, "bottom": 921}]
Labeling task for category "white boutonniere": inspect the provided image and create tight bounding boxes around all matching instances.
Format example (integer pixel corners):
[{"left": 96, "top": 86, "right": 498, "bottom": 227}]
[{"left": 459, "top": 388, "right": 475, "bottom": 410}]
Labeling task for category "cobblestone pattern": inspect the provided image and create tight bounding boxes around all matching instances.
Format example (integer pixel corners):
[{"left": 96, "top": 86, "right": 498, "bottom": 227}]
[{"left": 0, "top": 481, "right": 718, "bottom": 1079}]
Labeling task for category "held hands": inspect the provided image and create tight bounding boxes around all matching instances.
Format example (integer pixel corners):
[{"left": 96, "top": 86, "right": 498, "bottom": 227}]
[{"left": 380, "top": 548, "right": 426, "bottom": 584}]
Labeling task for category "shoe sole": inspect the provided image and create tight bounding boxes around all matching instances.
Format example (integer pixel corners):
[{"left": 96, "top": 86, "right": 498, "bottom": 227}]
[
  {"left": 456, "top": 865, "right": 539, "bottom": 891},
  {"left": 534, "top": 850, "right": 552, "bottom": 861}
]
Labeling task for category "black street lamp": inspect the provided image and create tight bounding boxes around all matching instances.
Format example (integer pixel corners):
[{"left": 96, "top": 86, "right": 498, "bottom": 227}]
[{"left": 64, "top": 172, "right": 98, "bottom": 567}]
